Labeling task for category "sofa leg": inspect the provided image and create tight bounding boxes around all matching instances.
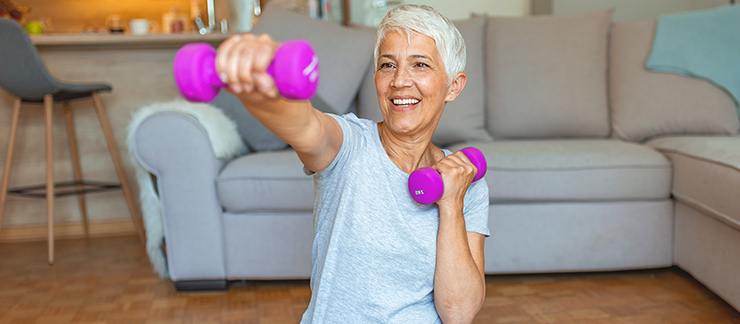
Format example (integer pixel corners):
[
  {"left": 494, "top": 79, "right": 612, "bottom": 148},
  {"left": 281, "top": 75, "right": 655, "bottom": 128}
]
[{"left": 174, "top": 280, "right": 228, "bottom": 292}]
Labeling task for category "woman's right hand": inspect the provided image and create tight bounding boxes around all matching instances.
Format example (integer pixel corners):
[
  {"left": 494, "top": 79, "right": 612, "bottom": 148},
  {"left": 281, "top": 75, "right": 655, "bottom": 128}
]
[{"left": 216, "top": 33, "right": 281, "bottom": 101}]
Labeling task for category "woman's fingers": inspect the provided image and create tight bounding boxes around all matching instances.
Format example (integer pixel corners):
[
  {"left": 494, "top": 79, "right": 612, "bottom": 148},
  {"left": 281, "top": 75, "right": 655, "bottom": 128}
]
[
  {"left": 434, "top": 152, "right": 476, "bottom": 181},
  {"left": 236, "top": 42, "right": 256, "bottom": 93},
  {"left": 256, "top": 74, "right": 279, "bottom": 99},
  {"left": 215, "top": 33, "right": 279, "bottom": 98},
  {"left": 432, "top": 152, "right": 478, "bottom": 204},
  {"left": 216, "top": 34, "right": 241, "bottom": 91},
  {"left": 253, "top": 36, "right": 280, "bottom": 98},
  {"left": 253, "top": 34, "right": 279, "bottom": 72}
]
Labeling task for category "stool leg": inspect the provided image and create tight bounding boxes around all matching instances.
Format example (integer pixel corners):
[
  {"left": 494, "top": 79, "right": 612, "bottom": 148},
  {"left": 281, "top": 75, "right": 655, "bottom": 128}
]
[
  {"left": 63, "top": 102, "right": 89, "bottom": 238},
  {"left": 91, "top": 92, "right": 145, "bottom": 244},
  {"left": 0, "top": 98, "right": 22, "bottom": 236},
  {"left": 44, "top": 94, "right": 55, "bottom": 265}
]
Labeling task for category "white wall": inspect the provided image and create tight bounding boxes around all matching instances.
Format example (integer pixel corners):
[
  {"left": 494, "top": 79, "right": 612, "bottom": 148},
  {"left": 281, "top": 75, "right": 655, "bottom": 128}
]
[
  {"left": 552, "top": 0, "right": 730, "bottom": 22},
  {"left": 350, "top": 0, "right": 530, "bottom": 26}
]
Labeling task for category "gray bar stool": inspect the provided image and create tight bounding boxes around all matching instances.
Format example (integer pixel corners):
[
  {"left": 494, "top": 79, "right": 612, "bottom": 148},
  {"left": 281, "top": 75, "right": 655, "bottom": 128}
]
[{"left": 0, "top": 18, "right": 145, "bottom": 264}]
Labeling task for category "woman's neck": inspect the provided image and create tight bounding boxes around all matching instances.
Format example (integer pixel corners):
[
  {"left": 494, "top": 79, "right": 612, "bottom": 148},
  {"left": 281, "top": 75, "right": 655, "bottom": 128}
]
[{"left": 377, "top": 122, "right": 444, "bottom": 174}]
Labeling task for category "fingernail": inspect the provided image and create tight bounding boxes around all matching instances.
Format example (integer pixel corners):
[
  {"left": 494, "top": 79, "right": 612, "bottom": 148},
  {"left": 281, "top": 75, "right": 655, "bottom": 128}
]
[
  {"left": 269, "top": 88, "right": 280, "bottom": 99},
  {"left": 231, "top": 83, "right": 241, "bottom": 93},
  {"left": 261, "top": 77, "right": 274, "bottom": 91},
  {"left": 220, "top": 73, "right": 228, "bottom": 84}
]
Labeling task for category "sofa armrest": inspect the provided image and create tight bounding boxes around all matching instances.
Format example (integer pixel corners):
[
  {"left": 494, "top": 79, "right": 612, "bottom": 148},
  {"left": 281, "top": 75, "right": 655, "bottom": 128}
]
[{"left": 133, "top": 111, "right": 233, "bottom": 281}]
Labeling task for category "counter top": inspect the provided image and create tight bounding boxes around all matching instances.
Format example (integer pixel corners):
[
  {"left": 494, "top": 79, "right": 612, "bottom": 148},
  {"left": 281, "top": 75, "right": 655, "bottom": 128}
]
[{"left": 31, "top": 32, "right": 239, "bottom": 48}]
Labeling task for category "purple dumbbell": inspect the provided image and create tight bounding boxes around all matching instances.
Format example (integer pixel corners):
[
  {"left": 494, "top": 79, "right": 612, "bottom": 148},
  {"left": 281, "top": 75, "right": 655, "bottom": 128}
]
[
  {"left": 408, "top": 147, "right": 487, "bottom": 205},
  {"left": 173, "top": 40, "right": 320, "bottom": 103}
]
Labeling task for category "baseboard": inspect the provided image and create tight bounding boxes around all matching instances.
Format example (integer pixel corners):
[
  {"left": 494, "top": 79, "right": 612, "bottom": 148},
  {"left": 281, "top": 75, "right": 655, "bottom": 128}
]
[
  {"left": 174, "top": 280, "right": 228, "bottom": 292},
  {"left": 0, "top": 219, "right": 136, "bottom": 242}
]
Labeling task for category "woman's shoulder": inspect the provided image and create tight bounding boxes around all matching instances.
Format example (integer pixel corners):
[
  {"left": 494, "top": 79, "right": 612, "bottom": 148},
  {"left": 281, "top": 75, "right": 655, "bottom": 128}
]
[
  {"left": 325, "top": 112, "right": 379, "bottom": 139},
  {"left": 336, "top": 112, "right": 377, "bottom": 130}
]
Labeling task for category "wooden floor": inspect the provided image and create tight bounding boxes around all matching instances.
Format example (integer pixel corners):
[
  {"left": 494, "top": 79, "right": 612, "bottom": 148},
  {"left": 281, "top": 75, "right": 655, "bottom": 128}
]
[{"left": 1, "top": 235, "right": 739, "bottom": 324}]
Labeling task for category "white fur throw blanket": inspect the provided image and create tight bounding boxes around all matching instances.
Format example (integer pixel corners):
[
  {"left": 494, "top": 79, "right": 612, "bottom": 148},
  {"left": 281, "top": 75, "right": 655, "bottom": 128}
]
[{"left": 126, "top": 99, "right": 247, "bottom": 278}]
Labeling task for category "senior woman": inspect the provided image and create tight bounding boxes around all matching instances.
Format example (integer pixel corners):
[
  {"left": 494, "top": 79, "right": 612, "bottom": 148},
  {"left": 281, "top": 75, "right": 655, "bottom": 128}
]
[{"left": 217, "top": 4, "right": 489, "bottom": 323}]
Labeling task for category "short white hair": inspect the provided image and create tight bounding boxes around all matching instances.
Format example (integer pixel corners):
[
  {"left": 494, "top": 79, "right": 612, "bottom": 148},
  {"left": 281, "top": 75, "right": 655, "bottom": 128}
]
[{"left": 373, "top": 4, "right": 466, "bottom": 85}]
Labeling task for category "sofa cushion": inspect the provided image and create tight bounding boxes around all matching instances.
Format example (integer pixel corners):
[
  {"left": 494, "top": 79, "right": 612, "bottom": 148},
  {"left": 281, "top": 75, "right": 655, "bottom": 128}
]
[
  {"left": 448, "top": 139, "right": 671, "bottom": 201},
  {"left": 646, "top": 136, "right": 740, "bottom": 230},
  {"left": 485, "top": 9, "right": 613, "bottom": 139},
  {"left": 217, "top": 150, "right": 314, "bottom": 212},
  {"left": 610, "top": 21, "right": 739, "bottom": 143},
  {"left": 355, "top": 16, "right": 493, "bottom": 147},
  {"left": 355, "top": 62, "right": 381, "bottom": 121}
]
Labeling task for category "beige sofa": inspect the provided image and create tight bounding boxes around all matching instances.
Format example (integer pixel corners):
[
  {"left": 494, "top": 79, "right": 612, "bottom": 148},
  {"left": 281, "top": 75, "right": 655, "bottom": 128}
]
[{"left": 131, "top": 5, "right": 740, "bottom": 310}]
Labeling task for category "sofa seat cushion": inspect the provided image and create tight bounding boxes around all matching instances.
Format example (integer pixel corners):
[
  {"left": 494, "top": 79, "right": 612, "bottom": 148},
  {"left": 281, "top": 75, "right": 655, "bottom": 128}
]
[
  {"left": 646, "top": 136, "right": 740, "bottom": 230},
  {"left": 448, "top": 140, "right": 671, "bottom": 201},
  {"left": 217, "top": 150, "right": 313, "bottom": 212}
]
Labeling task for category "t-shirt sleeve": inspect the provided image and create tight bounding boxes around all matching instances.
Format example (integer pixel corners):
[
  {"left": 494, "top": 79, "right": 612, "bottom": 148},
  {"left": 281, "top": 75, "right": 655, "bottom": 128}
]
[
  {"left": 304, "top": 113, "right": 363, "bottom": 178},
  {"left": 462, "top": 179, "right": 490, "bottom": 236}
]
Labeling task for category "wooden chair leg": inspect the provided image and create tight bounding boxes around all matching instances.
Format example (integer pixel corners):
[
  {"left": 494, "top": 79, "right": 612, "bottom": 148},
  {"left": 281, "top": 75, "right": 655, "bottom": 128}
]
[
  {"left": 63, "top": 102, "right": 89, "bottom": 238},
  {"left": 0, "top": 98, "right": 22, "bottom": 237},
  {"left": 91, "top": 92, "right": 146, "bottom": 244},
  {"left": 44, "top": 94, "right": 55, "bottom": 265}
]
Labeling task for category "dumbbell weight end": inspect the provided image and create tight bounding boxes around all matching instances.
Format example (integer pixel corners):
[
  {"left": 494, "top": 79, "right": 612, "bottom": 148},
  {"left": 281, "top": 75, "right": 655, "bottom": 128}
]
[
  {"left": 460, "top": 147, "right": 487, "bottom": 182},
  {"left": 174, "top": 43, "right": 227, "bottom": 103},
  {"left": 408, "top": 168, "right": 445, "bottom": 205}
]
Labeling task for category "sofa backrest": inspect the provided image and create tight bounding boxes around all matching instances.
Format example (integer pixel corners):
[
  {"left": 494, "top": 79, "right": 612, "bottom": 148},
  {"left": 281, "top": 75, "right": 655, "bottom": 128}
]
[
  {"left": 484, "top": 9, "right": 613, "bottom": 139},
  {"left": 218, "top": 5, "right": 740, "bottom": 152},
  {"left": 609, "top": 20, "right": 740, "bottom": 142}
]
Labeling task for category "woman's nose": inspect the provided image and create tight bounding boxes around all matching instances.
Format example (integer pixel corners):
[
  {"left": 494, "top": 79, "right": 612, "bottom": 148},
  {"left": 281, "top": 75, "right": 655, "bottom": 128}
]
[{"left": 391, "top": 68, "right": 413, "bottom": 88}]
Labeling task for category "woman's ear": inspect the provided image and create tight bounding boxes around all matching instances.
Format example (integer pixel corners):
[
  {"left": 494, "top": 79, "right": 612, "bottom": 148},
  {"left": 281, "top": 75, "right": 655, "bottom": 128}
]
[{"left": 444, "top": 72, "right": 467, "bottom": 102}]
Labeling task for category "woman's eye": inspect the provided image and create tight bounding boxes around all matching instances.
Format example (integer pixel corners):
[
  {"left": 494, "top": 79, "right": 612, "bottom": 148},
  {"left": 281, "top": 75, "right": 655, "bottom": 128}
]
[
  {"left": 379, "top": 62, "right": 395, "bottom": 69},
  {"left": 415, "top": 62, "right": 430, "bottom": 68}
]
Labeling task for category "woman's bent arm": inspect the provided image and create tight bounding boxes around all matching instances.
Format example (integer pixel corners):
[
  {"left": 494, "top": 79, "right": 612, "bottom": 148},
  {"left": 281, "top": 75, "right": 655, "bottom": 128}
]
[
  {"left": 434, "top": 204, "right": 486, "bottom": 324},
  {"left": 432, "top": 151, "right": 486, "bottom": 323}
]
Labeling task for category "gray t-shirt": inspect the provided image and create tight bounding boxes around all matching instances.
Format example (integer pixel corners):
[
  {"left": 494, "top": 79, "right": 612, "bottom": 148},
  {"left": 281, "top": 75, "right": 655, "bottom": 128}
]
[{"left": 300, "top": 113, "right": 489, "bottom": 324}]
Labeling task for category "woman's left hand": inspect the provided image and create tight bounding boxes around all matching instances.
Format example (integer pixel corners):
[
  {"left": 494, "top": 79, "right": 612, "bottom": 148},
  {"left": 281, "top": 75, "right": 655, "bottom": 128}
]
[{"left": 432, "top": 151, "right": 478, "bottom": 208}]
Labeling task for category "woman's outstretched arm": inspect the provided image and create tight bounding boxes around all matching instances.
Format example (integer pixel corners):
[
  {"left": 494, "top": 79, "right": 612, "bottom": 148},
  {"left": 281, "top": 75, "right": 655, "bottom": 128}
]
[{"left": 216, "top": 33, "right": 342, "bottom": 173}]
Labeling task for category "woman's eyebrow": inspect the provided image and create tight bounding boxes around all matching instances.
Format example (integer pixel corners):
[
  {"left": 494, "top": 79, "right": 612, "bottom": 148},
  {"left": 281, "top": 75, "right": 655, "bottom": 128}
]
[
  {"left": 379, "top": 54, "right": 433, "bottom": 62},
  {"left": 379, "top": 54, "right": 431, "bottom": 59},
  {"left": 409, "top": 54, "right": 432, "bottom": 61}
]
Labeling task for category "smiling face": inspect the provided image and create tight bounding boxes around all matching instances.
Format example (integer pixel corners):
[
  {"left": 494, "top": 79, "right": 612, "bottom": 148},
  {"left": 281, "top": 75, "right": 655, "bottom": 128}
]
[{"left": 375, "top": 30, "right": 465, "bottom": 139}]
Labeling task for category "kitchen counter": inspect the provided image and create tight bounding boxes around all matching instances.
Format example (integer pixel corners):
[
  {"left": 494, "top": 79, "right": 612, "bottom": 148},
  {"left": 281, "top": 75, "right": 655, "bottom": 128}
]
[{"left": 30, "top": 32, "right": 239, "bottom": 48}]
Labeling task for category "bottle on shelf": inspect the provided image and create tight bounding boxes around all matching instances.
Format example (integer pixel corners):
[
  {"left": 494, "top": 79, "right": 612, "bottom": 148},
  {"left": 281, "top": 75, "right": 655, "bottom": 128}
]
[
  {"left": 308, "top": 0, "right": 320, "bottom": 20},
  {"left": 162, "top": 7, "right": 187, "bottom": 34}
]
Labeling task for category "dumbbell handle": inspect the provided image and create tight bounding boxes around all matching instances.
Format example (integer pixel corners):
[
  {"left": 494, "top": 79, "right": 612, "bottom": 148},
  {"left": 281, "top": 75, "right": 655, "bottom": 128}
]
[
  {"left": 407, "top": 147, "right": 487, "bottom": 205},
  {"left": 173, "top": 40, "right": 319, "bottom": 102}
]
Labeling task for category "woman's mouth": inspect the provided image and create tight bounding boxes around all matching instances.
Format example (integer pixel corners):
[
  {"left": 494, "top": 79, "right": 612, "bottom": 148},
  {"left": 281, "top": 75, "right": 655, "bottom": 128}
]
[{"left": 391, "top": 98, "right": 420, "bottom": 108}]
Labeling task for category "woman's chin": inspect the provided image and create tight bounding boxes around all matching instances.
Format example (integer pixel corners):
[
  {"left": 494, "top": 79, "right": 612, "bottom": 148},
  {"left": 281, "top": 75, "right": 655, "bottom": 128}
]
[
  {"left": 380, "top": 104, "right": 440, "bottom": 137},
  {"left": 383, "top": 118, "right": 425, "bottom": 136}
]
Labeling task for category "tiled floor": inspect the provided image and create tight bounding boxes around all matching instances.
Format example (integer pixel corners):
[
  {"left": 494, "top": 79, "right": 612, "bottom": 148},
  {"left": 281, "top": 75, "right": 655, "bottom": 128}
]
[{"left": 1, "top": 235, "right": 739, "bottom": 323}]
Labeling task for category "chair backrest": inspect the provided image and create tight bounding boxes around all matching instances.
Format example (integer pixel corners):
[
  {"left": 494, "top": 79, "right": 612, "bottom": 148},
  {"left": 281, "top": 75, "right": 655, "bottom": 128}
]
[{"left": 0, "top": 18, "right": 59, "bottom": 100}]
